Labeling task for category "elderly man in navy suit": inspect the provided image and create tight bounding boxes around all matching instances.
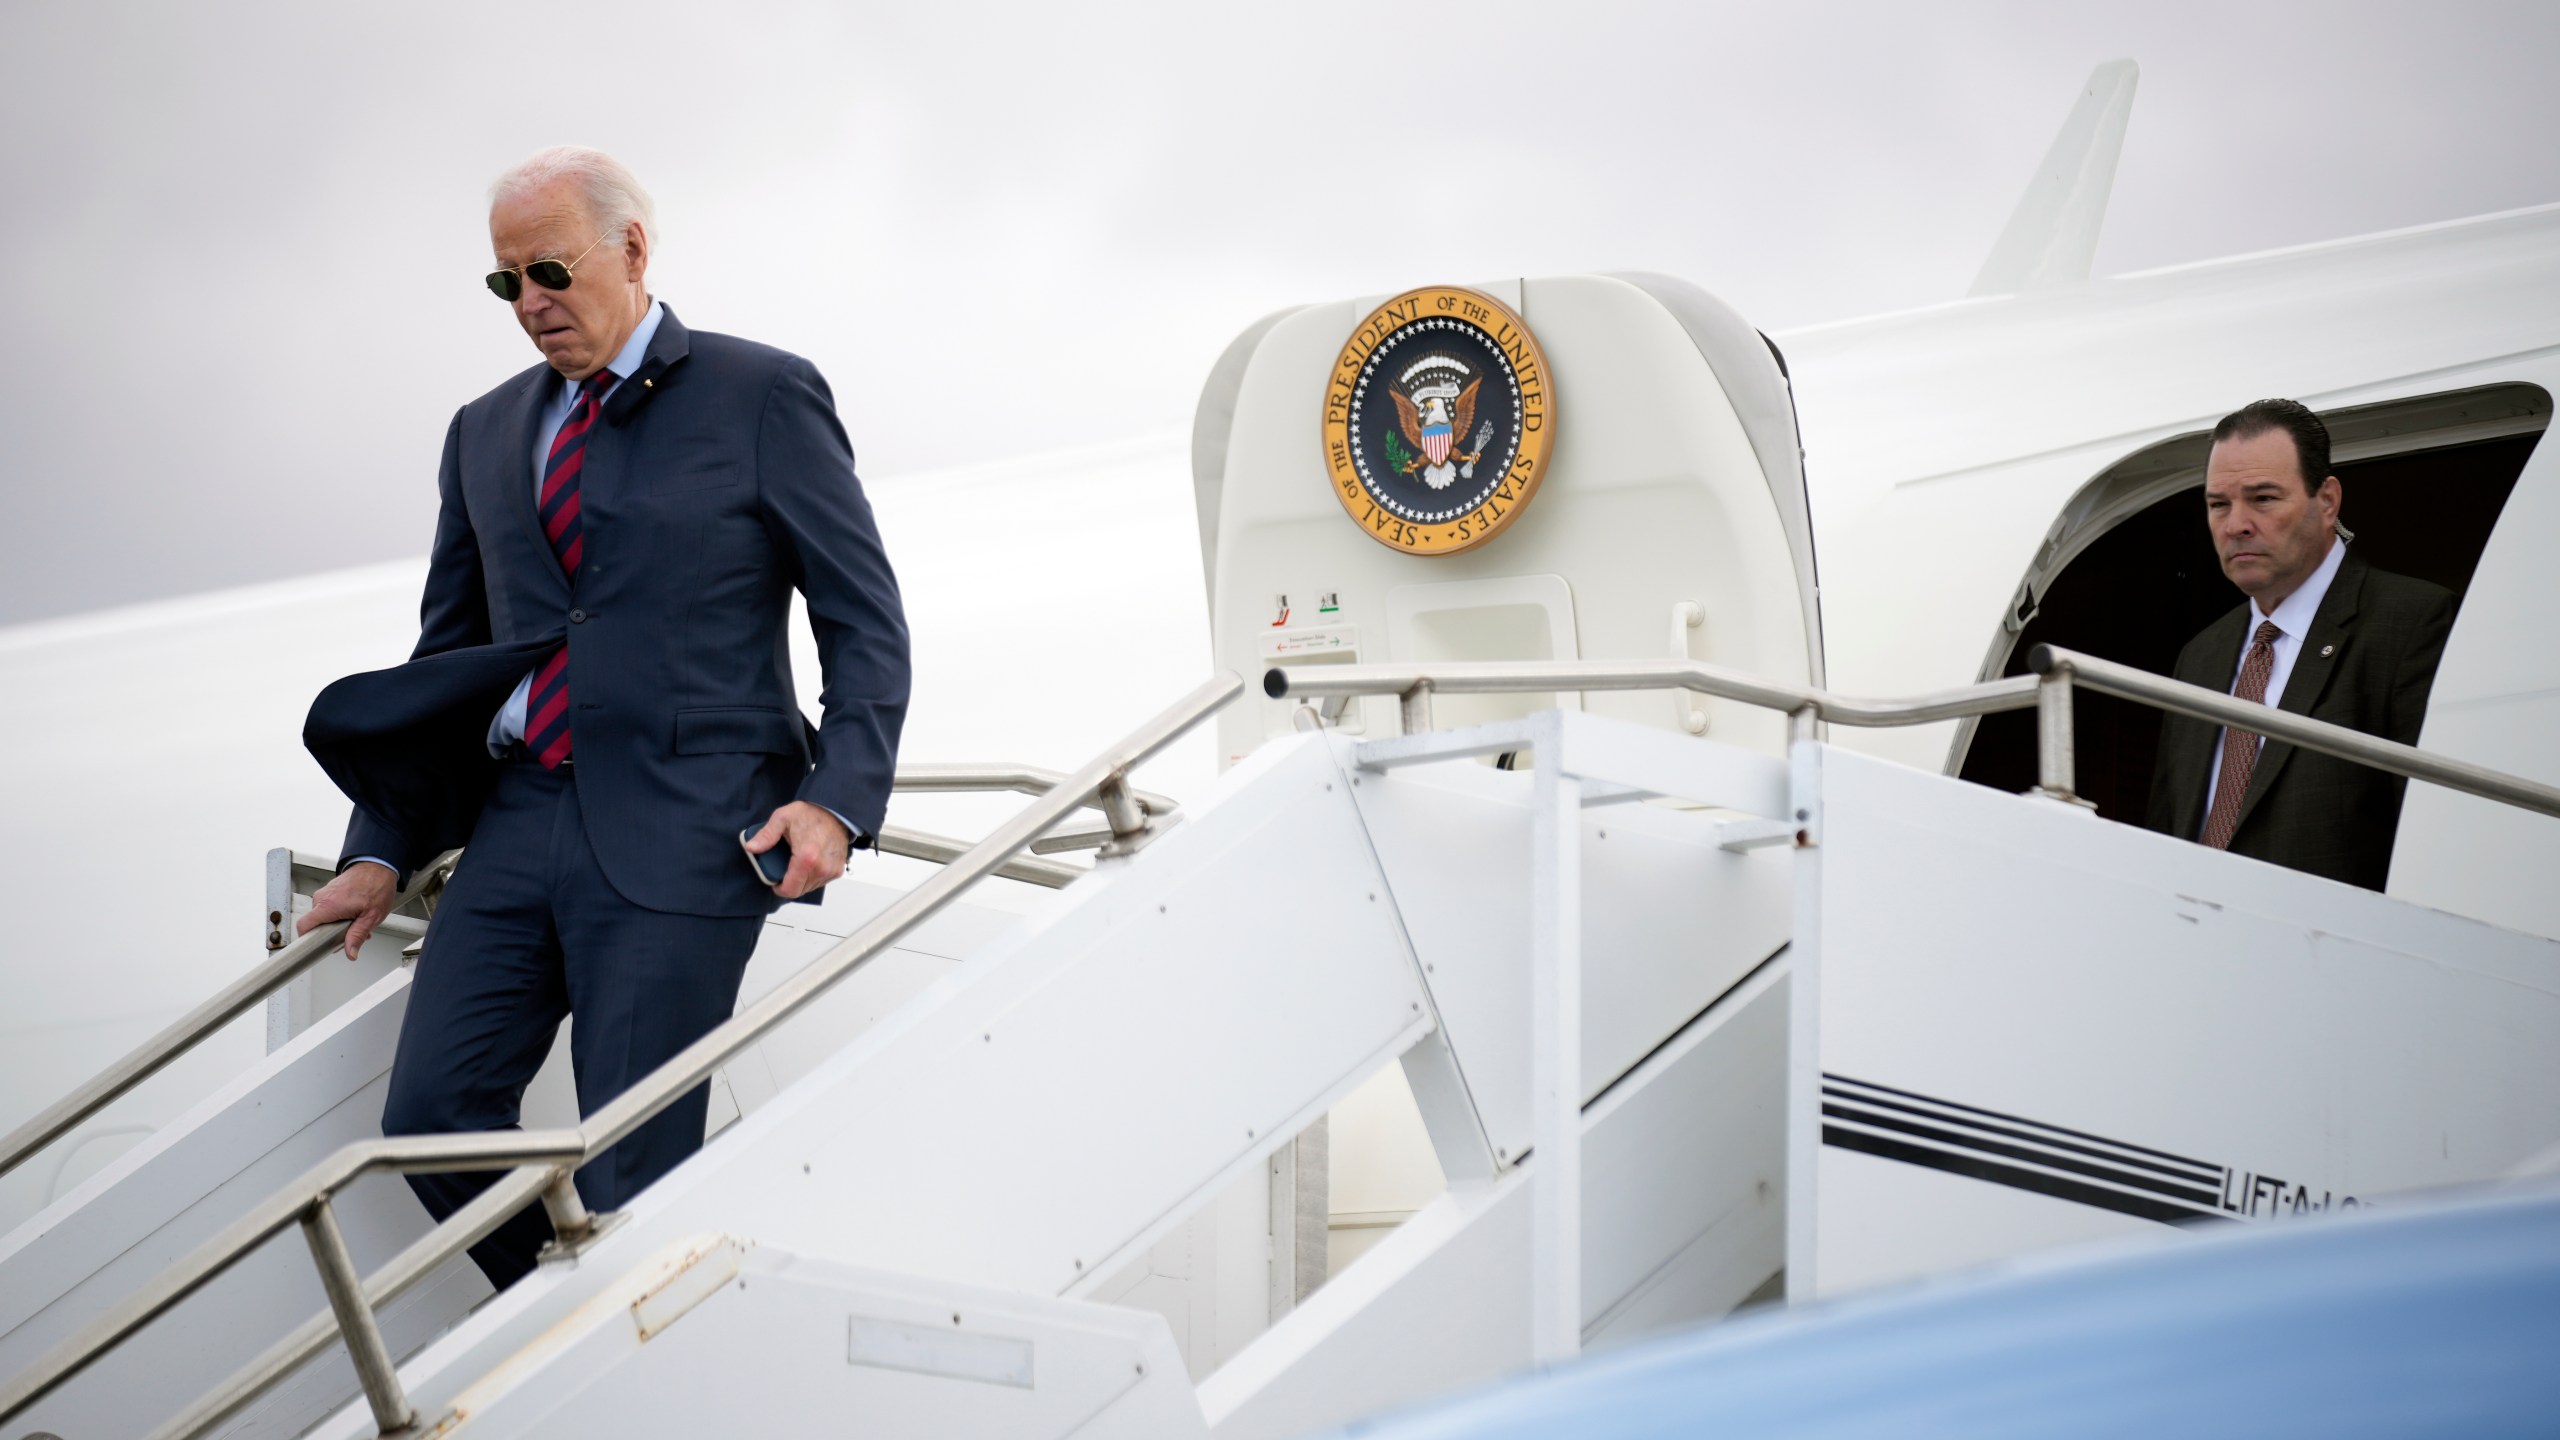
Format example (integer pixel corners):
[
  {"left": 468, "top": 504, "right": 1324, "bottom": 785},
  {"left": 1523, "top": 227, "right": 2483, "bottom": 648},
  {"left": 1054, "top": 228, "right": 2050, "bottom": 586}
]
[{"left": 298, "top": 147, "right": 909, "bottom": 1287}]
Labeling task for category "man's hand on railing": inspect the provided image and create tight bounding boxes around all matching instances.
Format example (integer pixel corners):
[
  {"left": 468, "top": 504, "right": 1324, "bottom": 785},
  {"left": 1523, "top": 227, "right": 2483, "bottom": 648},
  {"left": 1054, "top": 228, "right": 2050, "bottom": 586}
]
[
  {"left": 298, "top": 863, "right": 400, "bottom": 960},
  {"left": 749, "top": 800, "right": 852, "bottom": 900}
]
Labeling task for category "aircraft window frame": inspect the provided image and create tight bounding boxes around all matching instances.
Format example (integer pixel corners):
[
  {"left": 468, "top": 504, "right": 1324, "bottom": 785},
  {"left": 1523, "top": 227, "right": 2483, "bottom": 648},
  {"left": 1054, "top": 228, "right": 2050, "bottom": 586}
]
[{"left": 1949, "top": 381, "right": 2551, "bottom": 784}]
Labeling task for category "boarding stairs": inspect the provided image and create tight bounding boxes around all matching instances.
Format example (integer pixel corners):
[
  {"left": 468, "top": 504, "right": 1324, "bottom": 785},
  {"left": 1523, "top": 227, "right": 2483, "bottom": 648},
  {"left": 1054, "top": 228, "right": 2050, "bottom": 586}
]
[{"left": 5, "top": 652, "right": 2559, "bottom": 1440}]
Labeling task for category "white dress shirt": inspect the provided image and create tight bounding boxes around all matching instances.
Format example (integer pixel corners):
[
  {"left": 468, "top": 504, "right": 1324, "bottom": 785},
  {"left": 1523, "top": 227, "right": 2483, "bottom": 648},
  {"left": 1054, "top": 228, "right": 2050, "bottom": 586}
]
[{"left": 2201, "top": 535, "right": 2347, "bottom": 821}]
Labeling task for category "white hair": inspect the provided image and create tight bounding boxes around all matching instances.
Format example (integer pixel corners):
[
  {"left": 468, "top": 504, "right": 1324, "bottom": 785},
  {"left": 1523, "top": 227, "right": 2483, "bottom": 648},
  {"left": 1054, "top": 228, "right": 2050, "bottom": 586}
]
[{"left": 489, "top": 146, "right": 658, "bottom": 247}]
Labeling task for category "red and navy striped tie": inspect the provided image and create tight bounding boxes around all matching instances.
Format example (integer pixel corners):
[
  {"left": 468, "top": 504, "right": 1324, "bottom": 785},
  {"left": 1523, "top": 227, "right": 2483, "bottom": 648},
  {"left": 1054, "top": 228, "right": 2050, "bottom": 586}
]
[{"left": 524, "top": 370, "right": 615, "bottom": 769}]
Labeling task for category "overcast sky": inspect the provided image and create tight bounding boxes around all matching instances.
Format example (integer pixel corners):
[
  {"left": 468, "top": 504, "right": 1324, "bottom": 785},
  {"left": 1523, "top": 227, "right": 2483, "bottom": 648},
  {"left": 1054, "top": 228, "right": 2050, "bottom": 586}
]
[{"left": 3, "top": 0, "right": 2555, "bottom": 625}]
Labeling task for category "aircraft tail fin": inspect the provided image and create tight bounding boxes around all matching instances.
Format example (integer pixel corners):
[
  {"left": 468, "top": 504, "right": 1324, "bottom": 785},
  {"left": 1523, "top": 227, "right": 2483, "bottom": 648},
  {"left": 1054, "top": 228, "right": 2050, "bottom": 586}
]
[{"left": 1968, "top": 59, "right": 2139, "bottom": 296}]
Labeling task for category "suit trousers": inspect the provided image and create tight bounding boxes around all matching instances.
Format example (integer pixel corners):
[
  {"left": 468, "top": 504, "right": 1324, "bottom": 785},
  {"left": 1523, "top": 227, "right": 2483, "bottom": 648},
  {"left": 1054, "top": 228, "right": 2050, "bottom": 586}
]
[{"left": 380, "top": 758, "right": 761, "bottom": 1288}]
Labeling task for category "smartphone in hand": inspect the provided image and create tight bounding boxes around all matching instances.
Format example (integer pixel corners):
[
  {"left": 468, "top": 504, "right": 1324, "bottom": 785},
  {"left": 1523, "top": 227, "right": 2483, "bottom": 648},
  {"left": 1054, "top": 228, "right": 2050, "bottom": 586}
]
[{"left": 739, "top": 826, "right": 790, "bottom": 889}]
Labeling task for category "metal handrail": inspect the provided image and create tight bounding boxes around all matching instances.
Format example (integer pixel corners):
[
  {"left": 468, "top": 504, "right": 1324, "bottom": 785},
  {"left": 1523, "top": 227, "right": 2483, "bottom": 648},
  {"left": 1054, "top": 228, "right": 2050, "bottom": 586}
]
[
  {"left": 0, "top": 767, "right": 1174, "bottom": 1186},
  {"left": 25, "top": 642, "right": 2550, "bottom": 1433},
  {"left": 874, "top": 764, "right": 1182, "bottom": 878},
  {"left": 1264, "top": 648, "right": 2560, "bottom": 819},
  {"left": 1, "top": 1131, "right": 587, "bottom": 1433},
  {"left": 893, "top": 762, "right": 1180, "bottom": 818},
  {"left": 1265, "top": 648, "right": 2560, "bottom": 823},
  {"left": 150, "top": 1154, "right": 585, "bottom": 1440},
  {"left": 874, "top": 824, "right": 1085, "bottom": 888},
  {"left": 1264, "top": 656, "right": 2041, "bottom": 734},
  {"left": 574, "top": 675, "right": 1233, "bottom": 1163},
  {"left": 0, "top": 853, "right": 461, "bottom": 1185},
  {"left": 0, "top": 672, "right": 1244, "bottom": 1438},
  {"left": 2028, "top": 645, "right": 2560, "bottom": 820}
]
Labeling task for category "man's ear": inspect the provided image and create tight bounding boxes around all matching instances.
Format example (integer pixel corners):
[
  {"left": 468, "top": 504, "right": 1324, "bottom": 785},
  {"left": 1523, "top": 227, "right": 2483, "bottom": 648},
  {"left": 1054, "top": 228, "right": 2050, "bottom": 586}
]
[
  {"left": 621, "top": 220, "right": 650, "bottom": 283},
  {"left": 2317, "top": 474, "right": 2342, "bottom": 531}
]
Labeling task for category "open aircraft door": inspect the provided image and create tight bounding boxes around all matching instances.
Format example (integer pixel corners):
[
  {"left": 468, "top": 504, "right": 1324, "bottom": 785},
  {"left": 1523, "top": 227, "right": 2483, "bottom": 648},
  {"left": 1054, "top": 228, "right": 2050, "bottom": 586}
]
[
  {"left": 1179, "top": 275, "right": 1826, "bottom": 1350},
  {"left": 1194, "top": 275, "right": 1823, "bottom": 763}
]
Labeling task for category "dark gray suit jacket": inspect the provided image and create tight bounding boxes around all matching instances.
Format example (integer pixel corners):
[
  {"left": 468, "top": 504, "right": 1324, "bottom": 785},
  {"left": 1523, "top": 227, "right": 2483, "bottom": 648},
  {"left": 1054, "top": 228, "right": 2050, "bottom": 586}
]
[{"left": 2145, "top": 546, "right": 2455, "bottom": 890}]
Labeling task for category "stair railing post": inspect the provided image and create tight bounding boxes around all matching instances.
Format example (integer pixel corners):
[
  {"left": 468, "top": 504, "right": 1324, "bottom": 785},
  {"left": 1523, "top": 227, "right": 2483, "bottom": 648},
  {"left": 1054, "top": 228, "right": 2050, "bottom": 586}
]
[
  {"left": 2033, "top": 664, "right": 2080, "bottom": 804},
  {"left": 1528, "top": 717, "right": 1582, "bottom": 1363},
  {"left": 1399, "top": 679, "right": 1435, "bottom": 735},
  {"left": 298, "top": 1197, "right": 415, "bottom": 1435}
]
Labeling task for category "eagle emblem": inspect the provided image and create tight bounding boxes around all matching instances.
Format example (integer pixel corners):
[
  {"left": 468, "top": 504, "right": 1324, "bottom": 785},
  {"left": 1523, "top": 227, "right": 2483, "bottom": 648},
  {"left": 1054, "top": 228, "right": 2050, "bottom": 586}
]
[
  {"left": 1320, "top": 285, "right": 1555, "bottom": 556},
  {"left": 1388, "top": 358, "right": 1492, "bottom": 490}
]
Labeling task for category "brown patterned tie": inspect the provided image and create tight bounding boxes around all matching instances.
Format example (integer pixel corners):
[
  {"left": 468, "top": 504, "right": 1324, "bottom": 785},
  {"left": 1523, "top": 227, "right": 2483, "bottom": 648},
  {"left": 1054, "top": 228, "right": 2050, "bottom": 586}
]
[{"left": 2201, "top": 620, "right": 2282, "bottom": 849}]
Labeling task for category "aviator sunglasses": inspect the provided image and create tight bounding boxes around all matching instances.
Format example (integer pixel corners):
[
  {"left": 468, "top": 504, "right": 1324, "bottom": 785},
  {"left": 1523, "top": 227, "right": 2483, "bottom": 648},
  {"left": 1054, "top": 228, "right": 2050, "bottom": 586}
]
[{"left": 484, "top": 233, "right": 610, "bottom": 302}]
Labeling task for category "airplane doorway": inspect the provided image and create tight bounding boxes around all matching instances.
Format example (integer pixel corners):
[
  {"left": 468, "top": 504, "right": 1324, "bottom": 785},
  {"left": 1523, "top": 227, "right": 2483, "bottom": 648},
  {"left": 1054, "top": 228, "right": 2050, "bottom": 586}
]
[{"left": 1957, "top": 388, "right": 2548, "bottom": 821}]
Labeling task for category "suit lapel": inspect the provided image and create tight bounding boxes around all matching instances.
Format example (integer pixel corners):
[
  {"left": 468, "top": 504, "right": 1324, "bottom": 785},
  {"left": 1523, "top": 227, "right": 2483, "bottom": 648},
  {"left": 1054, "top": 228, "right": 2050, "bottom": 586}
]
[
  {"left": 573, "top": 305, "right": 692, "bottom": 551},
  {"left": 469, "top": 313, "right": 683, "bottom": 641},
  {"left": 492, "top": 363, "right": 569, "bottom": 611},
  {"left": 2232, "top": 546, "right": 2363, "bottom": 834},
  {"left": 604, "top": 303, "right": 691, "bottom": 428}
]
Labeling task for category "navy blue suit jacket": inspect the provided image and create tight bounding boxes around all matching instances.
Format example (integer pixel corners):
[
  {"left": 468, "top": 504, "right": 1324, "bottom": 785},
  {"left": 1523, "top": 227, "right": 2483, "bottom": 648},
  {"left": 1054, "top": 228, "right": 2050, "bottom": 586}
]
[{"left": 307, "top": 307, "right": 909, "bottom": 917}]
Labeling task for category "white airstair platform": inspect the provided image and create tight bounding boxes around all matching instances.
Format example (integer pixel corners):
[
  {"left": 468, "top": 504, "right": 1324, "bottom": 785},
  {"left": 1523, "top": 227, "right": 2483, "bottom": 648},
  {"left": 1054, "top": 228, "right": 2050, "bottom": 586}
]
[{"left": 5, "top": 694, "right": 2557, "bottom": 1440}]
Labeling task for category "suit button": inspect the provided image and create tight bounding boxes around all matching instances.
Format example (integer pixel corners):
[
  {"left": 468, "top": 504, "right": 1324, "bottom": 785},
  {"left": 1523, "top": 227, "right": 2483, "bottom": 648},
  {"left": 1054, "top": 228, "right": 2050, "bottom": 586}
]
[{"left": 570, "top": 609, "right": 588, "bottom": 623}]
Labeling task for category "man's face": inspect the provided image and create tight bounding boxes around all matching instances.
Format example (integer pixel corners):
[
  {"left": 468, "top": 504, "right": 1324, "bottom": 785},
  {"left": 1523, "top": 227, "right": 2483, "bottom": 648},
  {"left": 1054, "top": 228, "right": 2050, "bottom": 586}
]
[
  {"left": 2204, "top": 428, "right": 2341, "bottom": 608},
  {"left": 488, "top": 179, "right": 649, "bottom": 379}
]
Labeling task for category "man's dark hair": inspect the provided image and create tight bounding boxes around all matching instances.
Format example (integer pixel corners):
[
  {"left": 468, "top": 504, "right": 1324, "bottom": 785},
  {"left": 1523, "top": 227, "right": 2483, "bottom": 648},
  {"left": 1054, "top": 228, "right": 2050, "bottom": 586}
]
[{"left": 2212, "top": 398, "right": 2332, "bottom": 493}]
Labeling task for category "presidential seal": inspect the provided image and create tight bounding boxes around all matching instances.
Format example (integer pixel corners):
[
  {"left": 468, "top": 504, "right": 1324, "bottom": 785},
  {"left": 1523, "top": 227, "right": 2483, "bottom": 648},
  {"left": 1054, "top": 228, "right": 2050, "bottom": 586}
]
[{"left": 1321, "top": 286, "right": 1553, "bottom": 555}]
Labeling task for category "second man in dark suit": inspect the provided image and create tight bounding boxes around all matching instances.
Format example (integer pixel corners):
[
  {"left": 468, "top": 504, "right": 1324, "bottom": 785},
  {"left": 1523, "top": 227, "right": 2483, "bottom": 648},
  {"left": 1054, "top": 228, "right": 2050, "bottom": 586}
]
[{"left": 2147, "top": 398, "right": 2454, "bottom": 890}]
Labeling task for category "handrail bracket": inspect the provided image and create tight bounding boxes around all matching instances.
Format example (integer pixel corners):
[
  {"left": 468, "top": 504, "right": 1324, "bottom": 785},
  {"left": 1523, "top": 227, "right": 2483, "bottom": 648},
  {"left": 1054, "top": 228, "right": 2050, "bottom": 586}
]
[
  {"left": 1095, "top": 771, "right": 1173, "bottom": 859},
  {"left": 532, "top": 1166, "right": 625, "bottom": 1263}
]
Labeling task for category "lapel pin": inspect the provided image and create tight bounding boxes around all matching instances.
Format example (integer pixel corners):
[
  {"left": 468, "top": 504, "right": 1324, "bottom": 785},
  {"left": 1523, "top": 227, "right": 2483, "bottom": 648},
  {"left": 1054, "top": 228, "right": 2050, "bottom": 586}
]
[
  {"left": 2319, "top": 644, "right": 2335, "bottom": 657},
  {"left": 642, "top": 378, "right": 653, "bottom": 388}
]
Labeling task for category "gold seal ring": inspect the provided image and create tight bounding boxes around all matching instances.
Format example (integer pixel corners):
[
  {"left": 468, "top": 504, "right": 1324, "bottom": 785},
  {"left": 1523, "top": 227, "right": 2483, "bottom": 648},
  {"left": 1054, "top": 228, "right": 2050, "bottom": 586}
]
[{"left": 1319, "top": 285, "right": 1554, "bottom": 555}]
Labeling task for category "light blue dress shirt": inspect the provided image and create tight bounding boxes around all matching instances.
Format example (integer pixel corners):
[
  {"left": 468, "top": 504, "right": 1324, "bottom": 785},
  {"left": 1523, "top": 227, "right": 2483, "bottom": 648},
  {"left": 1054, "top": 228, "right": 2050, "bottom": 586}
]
[{"left": 350, "top": 299, "right": 858, "bottom": 878}]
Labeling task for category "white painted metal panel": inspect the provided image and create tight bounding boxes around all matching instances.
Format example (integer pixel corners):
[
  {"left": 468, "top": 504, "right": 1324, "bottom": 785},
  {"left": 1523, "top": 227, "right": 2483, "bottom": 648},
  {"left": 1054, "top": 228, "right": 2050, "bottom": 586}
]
[
  {"left": 712, "top": 887, "right": 1022, "bottom": 1124},
  {"left": 0, "top": 972, "right": 409, "bottom": 1342},
  {"left": 1202, "top": 961, "right": 1787, "bottom": 1439},
  {"left": 1578, "top": 959, "right": 1786, "bottom": 1348},
  {"left": 433, "top": 1236, "right": 1204, "bottom": 1439},
  {"left": 0, "top": 970, "right": 474, "bottom": 1440},
  {"left": 3, "top": 889, "right": 1026, "bottom": 1440},
  {"left": 1805, "top": 744, "right": 2560, "bottom": 1297},
  {"left": 1200, "top": 1176, "right": 1530, "bottom": 1440},
  {"left": 1348, "top": 734, "right": 1789, "bottom": 1166},
  {"left": 302, "top": 735, "right": 1433, "bottom": 1438},
  {"left": 2393, "top": 689, "right": 2560, "bottom": 944},
  {"left": 2396, "top": 676, "right": 2560, "bottom": 943},
  {"left": 1084, "top": 1170, "right": 1272, "bottom": 1381}
]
